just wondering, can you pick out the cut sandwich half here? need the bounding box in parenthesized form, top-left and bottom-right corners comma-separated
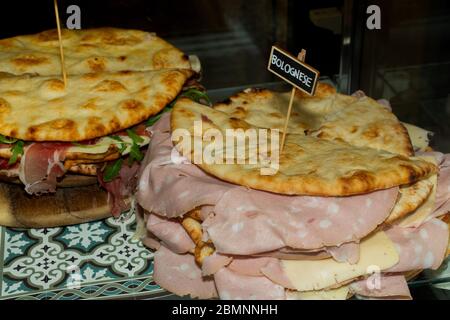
(0, 28, 206, 227)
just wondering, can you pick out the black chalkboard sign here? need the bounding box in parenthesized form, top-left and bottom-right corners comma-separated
(267, 46, 319, 96)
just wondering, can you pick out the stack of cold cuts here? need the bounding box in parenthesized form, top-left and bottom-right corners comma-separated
(137, 84, 450, 300)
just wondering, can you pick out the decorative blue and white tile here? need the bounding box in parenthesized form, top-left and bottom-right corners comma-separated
(0, 214, 167, 300)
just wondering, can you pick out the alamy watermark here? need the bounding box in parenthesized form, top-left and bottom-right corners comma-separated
(66, 264, 82, 289)
(171, 121, 280, 175)
(366, 5, 381, 30)
(66, 4, 81, 29)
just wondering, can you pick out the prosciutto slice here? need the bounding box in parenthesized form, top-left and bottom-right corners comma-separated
(19, 143, 70, 194)
(153, 245, 218, 299)
(0, 158, 10, 170)
(98, 161, 140, 217)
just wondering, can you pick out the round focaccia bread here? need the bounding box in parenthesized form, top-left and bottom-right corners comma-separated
(213, 83, 337, 135)
(171, 98, 437, 196)
(0, 182, 118, 228)
(0, 68, 193, 141)
(0, 28, 192, 76)
(214, 83, 413, 157)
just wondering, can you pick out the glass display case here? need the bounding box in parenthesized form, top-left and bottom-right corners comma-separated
(0, 0, 448, 300)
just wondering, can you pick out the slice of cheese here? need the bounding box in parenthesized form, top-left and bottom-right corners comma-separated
(286, 286, 349, 300)
(67, 135, 150, 154)
(402, 122, 431, 152)
(281, 231, 399, 291)
(0, 135, 150, 159)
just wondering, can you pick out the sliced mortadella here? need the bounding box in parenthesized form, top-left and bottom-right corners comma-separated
(202, 253, 233, 276)
(350, 275, 411, 300)
(214, 267, 285, 300)
(137, 114, 232, 218)
(147, 213, 194, 254)
(153, 245, 218, 299)
(386, 218, 449, 272)
(327, 242, 360, 264)
(206, 187, 398, 254)
(433, 154, 450, 218)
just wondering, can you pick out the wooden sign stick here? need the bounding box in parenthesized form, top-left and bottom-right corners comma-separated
(280, 49, 306, 153)
(54, 0, 67, 87)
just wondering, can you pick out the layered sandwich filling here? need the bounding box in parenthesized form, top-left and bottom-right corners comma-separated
(0, 86, 209, 216)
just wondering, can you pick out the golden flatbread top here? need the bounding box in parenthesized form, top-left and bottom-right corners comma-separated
(214, 83, 413, 157)
(0, 28, 191, 75)
(0, 69, 193, 141)
(171, 98, 437, 196)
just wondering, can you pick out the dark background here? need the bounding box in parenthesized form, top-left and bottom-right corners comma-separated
(0, 0, 343, 89)
(0, 0, 449, 149)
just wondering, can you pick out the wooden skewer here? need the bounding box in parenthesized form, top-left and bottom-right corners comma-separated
(54, 0, 67, 88)
(280, 49, 306, 153)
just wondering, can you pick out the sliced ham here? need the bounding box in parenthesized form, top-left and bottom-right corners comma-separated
(147, 213, 195, 254)
(138, 114, 449, 300)
(153, 245, 218, 299)
(202, 253, 233, 276)
(214, 267, 285, 300)
(386, 218, 449, 272)
(350, 275, 411, 300)
(227, 257, 277, 276)
(138, 114, 399, 255)
(19, 143, 70, 194)
(433, 153, 450, 218)
(260, 259, 295, 290)
(205, 187, 397, 254)
(414, 152, 450, 220)
(137, 113, 232, 218)
(327, 242, 360, 264)
(142, 235, 161, 251)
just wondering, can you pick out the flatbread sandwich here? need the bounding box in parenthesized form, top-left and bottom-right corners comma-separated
(136, 83, 450, 300)
(0, 28, 203, 227)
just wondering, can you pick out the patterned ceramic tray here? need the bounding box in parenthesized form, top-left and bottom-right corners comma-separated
(0, 215, 172, 300)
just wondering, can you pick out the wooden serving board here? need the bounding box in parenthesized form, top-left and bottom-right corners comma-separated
(0, 181, 112, 228)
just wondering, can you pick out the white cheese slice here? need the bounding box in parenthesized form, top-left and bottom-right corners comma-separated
(286, 286, 349, 300)
(281, 231, 399, 291)
(402, 122, 431, 151)
(0, 135, 150, 159)
(67, 135, 150, 155)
